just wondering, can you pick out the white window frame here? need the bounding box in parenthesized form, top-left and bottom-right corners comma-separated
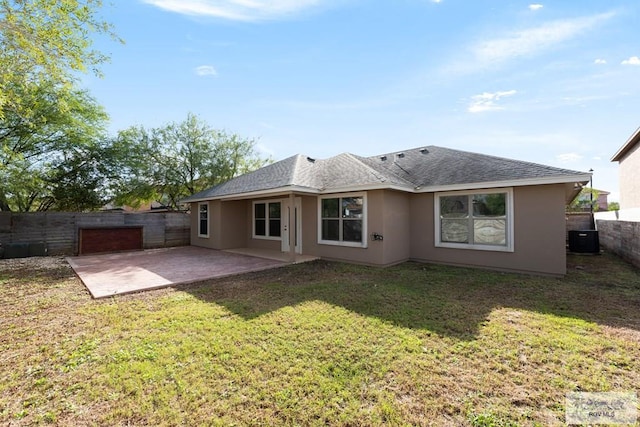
(434, 187, 514, 252)
(252, 200, 283, 241)
(198, 202, 209, 238)
(317, 192, 368, 248)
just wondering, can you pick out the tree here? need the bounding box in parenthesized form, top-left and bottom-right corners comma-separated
(43, 138, 118, 211)
(608, 202, 620, 211)
(0, 0, 120, 211)
(113, 114, 271, 210)
(0, 0, 120, 119)
(568, 188, 600, 212)
(0, 80, 110, 211)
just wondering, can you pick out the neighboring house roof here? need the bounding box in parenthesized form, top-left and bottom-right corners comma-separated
(612, 126, 640, 162)
(182, 146, 590, 203)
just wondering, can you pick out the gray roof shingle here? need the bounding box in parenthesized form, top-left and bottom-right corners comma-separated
(184, 154, 313, 201)
(182, 146, 588, 202)
(362, 146, 587, 188)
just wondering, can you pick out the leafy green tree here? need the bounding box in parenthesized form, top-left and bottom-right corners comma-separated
(0, 0, 120, 119)
(113, 113, 271, 210)
(568, 188, 600, 212)
(0, 80, 110, 211)
(43, 139, 118, 211)
(0, 157, 46, 211)
(608, 202, 620, 211)
(0, 0, 119, 211)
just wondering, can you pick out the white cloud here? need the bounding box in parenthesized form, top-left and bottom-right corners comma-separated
(556, 152, 583, 163)
(621, 56, 640, 66)
(142, 0, 326, 21)
(195, 65, 217, 76)
(529, 4, 543, 11)
(594, 58, 607, 65)
(468, 90, 517, 113)
(470, 12, 615, 69)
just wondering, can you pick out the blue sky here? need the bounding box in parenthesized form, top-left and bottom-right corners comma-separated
(86, 0, 640, 202)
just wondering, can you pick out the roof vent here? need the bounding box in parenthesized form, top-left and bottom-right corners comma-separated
(307, 156, 316, 163)
(396, 152, 405, 158)
(380, 155, 387, 161)
(419, 148, 429, 154)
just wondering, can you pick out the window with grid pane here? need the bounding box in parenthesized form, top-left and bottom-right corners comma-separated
(319, 194, 365, 247)
(253, 201, 281, 239)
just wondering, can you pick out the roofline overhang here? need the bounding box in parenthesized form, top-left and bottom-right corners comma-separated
(611, 126, 640, 162)
(182, 174, 591, 203)
(180, 185, 322, 203)
(414, 174, 592, 193)
(181, 183, 415, 203)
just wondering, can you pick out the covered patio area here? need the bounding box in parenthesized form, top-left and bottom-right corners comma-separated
(67, 246, 317, 299)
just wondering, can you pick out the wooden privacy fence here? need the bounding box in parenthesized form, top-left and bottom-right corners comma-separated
(566, 212, 593, 232)
(0, 211, 190, 257)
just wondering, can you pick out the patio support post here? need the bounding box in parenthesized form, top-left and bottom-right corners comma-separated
(288, 193, 296, 262)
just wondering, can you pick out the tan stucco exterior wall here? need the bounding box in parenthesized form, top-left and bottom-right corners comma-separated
(220, 200, 248, 248)
(300, 195, 318, 255)
(190, 185, 567, 275)
(190, 200, 248, 250)
(380, 190, 411, 265)
(618, 143, 640, 209)
(409, 184, 567, 276)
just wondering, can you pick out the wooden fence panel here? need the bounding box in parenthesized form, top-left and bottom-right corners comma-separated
(0, 211, 190, 257)
(165, 212, 191, 247)
(45, 213, 77, 255)
(125, 213, 165, 248)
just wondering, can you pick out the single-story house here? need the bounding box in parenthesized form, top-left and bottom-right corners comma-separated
(182, 146, 590, 276)
(612, 126, 640, 210)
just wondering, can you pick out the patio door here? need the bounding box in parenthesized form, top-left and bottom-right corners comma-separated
(282, 197, 302, 254)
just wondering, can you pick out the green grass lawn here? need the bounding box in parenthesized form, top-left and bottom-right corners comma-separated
(1, 253, 639, 426)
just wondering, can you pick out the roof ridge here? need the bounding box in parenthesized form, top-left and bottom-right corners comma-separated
(289, 154, 307, 186)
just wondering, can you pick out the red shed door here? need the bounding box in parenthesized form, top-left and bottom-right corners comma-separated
(79, 227, 143, 255)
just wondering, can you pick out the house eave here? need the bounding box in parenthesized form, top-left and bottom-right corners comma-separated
(319, 183, 413, 194)
(183, 174, 590, 204)
(183, 183, 415, 203)
(182, 185, 321, 203)
(611, 126, 640, 162)
(415, 174, 592, 193)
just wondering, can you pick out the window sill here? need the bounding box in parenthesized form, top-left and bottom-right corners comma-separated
(436, 242, 513, 252)
(252, 235, 282, 241)
(318, 240, 368, 249)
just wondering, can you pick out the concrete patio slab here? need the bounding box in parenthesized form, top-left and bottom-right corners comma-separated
(66, 246, 288, 299)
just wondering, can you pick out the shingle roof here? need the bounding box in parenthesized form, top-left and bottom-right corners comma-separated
(182, 146, 589, 202)
(361, 146, 587, 188)
(184, 154, 318, 201)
